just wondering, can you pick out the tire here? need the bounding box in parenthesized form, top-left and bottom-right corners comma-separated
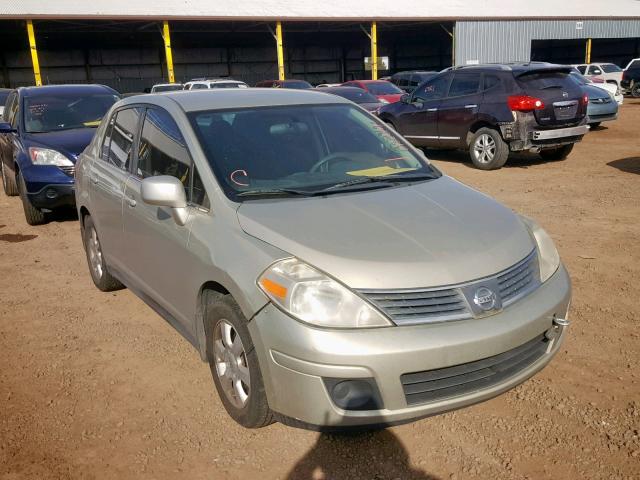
(1, 161, 18, 196)
(17, 171, 46, 225)
(632, 83, 640, 98)
(539, 144, 574, 161)
(468, 127, 509, 170)
(205, 293, 273, 429)
(82, 215, 124, 292)
(384, 120, 397, 131)
(590, 122, 601, 129)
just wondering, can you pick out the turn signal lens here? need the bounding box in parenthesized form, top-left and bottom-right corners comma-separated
(258, 258, 393, 328)
(508, 95, 545, 111)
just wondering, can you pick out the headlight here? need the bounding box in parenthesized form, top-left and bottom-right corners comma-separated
(29, 147, 73, 167)
(519, 216, 560, 282)
(258, 258, 393, 328)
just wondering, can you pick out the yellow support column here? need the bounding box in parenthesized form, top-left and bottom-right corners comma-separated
(162, 21, 175, 83)
(26, 20, 42, 86)
(276, 21, 285, 80)
(371, 22, 378, 80)
(585, 38, 592, 64)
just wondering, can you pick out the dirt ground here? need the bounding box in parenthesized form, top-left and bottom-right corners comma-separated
(1, 101, 639, 480)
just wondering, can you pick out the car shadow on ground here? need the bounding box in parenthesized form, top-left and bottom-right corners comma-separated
(425, 149, 559, 170)
(286, 429, 440, 480)
(607, 157, 640, 175)
(46, 207, 78, 223)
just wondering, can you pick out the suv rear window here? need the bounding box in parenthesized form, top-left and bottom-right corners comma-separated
(516, 71, 575, 89)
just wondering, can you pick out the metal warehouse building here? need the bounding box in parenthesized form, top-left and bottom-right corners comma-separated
(1, 0, 639, 92)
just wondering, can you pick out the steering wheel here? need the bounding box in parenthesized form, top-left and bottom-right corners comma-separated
(310, 153, 353, 173)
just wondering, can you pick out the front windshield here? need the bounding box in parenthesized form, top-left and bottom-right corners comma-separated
(330, 89, 379, 104)
(189, 104, 438, 199)
(601, 64, 622, 73)
(366, 82, 403, 95)
(24, 93, 118, 133)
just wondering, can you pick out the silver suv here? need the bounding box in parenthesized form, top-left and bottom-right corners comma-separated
(75, 89, 571, 430)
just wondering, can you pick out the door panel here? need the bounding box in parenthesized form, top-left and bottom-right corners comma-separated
(437, 72, 482, 148)
(89, 107, 143, 271)
(121, 107, 199, 333)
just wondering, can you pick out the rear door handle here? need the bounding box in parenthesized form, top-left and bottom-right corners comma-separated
(427, 108, 438, 112)
(464, 104, 478, 109)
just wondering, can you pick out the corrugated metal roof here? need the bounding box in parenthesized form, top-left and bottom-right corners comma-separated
(2, 0, 640, 20)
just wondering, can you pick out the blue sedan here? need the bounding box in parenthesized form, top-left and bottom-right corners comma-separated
(0, 84, 118, 224)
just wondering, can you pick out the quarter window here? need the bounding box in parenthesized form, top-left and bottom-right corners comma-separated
(102, 107, 143, 171)
(448, 73, 481, 97)
(483, 74, 502, 91)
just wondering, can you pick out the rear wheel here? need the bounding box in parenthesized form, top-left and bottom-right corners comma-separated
(539, 144, 574, 161)
(206, 294, 273, 429)
(17, 171, 46, 225)
(82, 216, 124, 291)
(632, 83, 640, 98)
(469, 128, 509, 170)
(1, 161, 18, 196)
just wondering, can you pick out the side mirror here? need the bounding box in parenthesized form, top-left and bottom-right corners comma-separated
(141, 175, 189, 226)
(0, 122, 16, 134)
(400, 93, 410, 104)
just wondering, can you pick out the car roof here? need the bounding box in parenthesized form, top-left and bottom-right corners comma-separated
(19, 84, 118, 97)
(450, 62, 572, 74)
(120, 88, 351, 112)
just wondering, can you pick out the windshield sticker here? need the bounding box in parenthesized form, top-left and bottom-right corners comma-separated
(346, 166, 417, 177)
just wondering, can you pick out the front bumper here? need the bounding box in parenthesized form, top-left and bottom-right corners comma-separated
(249, 265, 571, 428)
(27, 184, 75, 209)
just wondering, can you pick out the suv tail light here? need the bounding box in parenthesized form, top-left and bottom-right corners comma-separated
(508, 95, 545, 111)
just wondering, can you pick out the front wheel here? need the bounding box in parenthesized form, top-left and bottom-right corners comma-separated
(206, 294, 273, 429)
(1, 161, 18, 196)
(468, 128, 509, 170)
(539, 144, 574, 161)
(17, 171, 46, 225)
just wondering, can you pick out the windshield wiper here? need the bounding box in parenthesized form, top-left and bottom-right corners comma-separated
(318, 176, 395, 192)
(236, 188, 313, 198)
(317, 172, 438, 194)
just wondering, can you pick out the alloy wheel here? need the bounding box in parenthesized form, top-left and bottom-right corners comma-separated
(473, 134, 496, 164)
(87, 227, 104, 279)
(213, 319, 251, 408)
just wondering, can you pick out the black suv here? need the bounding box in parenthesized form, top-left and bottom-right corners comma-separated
(378, 63, 589, 170)
(621, 59, 640, 97)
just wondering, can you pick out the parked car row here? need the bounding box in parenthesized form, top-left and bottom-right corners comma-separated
(0, 83, 572, 431)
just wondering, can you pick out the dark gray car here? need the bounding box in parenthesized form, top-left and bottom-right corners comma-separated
(75, 88, 571, 430)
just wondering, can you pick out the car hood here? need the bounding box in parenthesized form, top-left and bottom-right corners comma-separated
(25, 128, 97, 162)
(237, 176, 535, 289)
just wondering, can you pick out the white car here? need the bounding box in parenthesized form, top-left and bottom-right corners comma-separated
(184, 79, 249, 90)
(572, 63, 624, 87)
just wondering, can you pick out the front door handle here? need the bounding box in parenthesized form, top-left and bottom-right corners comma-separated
(464, 104, 478, 109)
(90, 177, 99, 185)
(126, 196, 137, 208)
(427, 108, 438, 112)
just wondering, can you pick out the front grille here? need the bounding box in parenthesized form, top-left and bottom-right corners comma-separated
(358, 250, 540, 326)
(590, 98, 612, 104)
(401, 334, 548, 406)
(59, 165, 75, 177)
(497, 252, 537, 306)
(361, 288, 469, 325)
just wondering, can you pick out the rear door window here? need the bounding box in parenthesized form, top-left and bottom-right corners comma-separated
(448, 73, 481, 97)
(587, 65, 603, 75)
(102, 107, 143, 171)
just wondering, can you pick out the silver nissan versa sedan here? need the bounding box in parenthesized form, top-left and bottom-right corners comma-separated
(75, 89, 571, 430)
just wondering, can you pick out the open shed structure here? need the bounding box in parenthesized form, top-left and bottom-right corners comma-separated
(1, 0, 639, 92)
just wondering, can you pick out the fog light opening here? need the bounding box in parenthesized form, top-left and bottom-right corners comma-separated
(323, 378, 384, 411)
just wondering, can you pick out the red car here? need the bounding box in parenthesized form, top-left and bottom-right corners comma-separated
(341, 80, 404, 103)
